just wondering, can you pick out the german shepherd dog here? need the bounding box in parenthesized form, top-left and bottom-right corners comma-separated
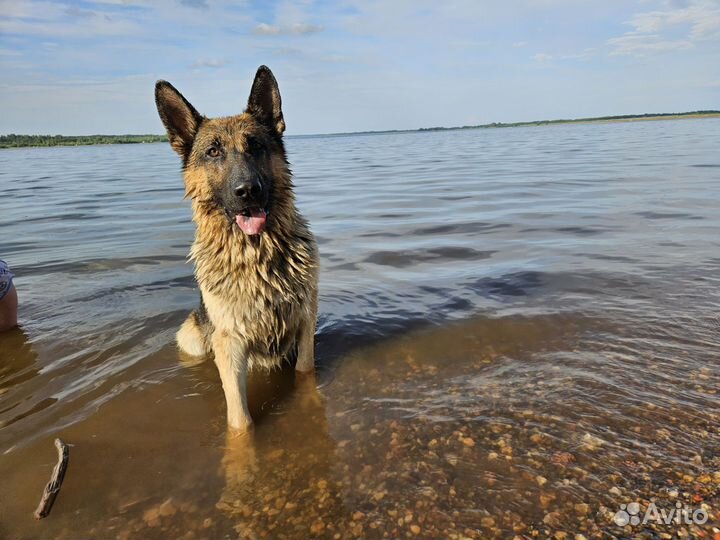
(155, 66, 319, 431)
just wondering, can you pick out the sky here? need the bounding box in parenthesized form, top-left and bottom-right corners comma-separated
(1, 0, 719, 135)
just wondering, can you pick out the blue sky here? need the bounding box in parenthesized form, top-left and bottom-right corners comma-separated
(1, 0, 718, 135)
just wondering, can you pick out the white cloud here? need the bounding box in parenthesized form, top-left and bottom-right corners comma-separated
(558, 47, 596, 60)
(253, 22, 324, 35)
(609, 0, 720, 56)
(190, 58, 227, 69)
(178, 0, 208, 7)
(91, 0, 151, 5)
(0, 0, 253, 39)
(0, 17, 139, 37)
(608, 33, 693, 56)
(513, 41, 527, 47)
(533, 53, 553, 63)
(293, 22, 324, 34)
(0, 0, 58, 18)
(0, 0, 140, 37)
(630, 1, 720, 40)
(254, 22, 281, 35)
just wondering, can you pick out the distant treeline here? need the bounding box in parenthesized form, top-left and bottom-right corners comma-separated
(3, 111, 720, 147)
(417, 110, 720, 132)
(0, 134, 168, 148)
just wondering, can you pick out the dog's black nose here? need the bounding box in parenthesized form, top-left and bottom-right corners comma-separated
(234, 179, 263, 200)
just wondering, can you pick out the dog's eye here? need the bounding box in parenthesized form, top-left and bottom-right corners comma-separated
(245, 136, 261, 154)
(206, 146, 221, 158)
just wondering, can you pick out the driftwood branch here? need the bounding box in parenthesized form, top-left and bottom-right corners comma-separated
(34, 438, 70, 519)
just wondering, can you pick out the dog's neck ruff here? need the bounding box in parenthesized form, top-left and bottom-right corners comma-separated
(189, 197, 316, 301)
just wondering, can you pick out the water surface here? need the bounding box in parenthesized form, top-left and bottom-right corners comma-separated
(1, 119, 719, 538)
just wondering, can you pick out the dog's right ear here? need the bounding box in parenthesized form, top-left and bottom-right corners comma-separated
(155, 81, 203, 159)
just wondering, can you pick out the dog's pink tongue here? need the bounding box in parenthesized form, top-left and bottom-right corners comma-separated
(235, 209, 267, 235)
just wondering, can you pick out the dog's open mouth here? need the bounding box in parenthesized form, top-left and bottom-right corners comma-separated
(235, 207, 268, 235)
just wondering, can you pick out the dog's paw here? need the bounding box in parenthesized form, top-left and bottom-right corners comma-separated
(217, 431, 259, 511)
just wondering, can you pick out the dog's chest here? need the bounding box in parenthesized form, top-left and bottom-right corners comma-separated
(205, 283, 301, 329)
(199, 257, 309, 357)
(191, 219, 317, 363)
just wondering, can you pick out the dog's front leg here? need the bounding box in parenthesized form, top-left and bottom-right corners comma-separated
(296, 319, 315, 373)
(212, 330, 252, 431)
(296, 288, 318, 373)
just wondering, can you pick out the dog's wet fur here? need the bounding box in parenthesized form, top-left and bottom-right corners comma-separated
(155, 66, 319, 430)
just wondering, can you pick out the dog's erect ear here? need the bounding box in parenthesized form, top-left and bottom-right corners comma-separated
(246, 66, 285, 137)
(155, 80, 203, 158)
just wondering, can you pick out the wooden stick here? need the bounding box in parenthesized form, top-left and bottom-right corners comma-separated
(34, 438, 70, 519)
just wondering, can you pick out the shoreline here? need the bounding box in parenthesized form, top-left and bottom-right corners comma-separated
(322, 111, 720, 138)
(2, 111, 718, 148)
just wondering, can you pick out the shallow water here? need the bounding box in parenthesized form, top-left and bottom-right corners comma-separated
(1, 119, 719, 539)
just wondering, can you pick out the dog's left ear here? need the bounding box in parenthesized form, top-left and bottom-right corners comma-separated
(246, 66, 285, 137)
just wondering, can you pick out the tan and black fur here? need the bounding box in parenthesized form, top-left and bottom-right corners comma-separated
(155, 66, 318, 431)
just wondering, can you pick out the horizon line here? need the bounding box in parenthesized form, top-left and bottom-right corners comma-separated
(2, 110, 719, 141)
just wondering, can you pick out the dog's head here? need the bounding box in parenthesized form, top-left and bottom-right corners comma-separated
(155, 66, 290, 236)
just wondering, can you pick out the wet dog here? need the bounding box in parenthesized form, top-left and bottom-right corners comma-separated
(155, 66, 319, 431)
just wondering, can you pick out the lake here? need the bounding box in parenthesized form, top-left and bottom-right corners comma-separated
(1, 119, 719, 538)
